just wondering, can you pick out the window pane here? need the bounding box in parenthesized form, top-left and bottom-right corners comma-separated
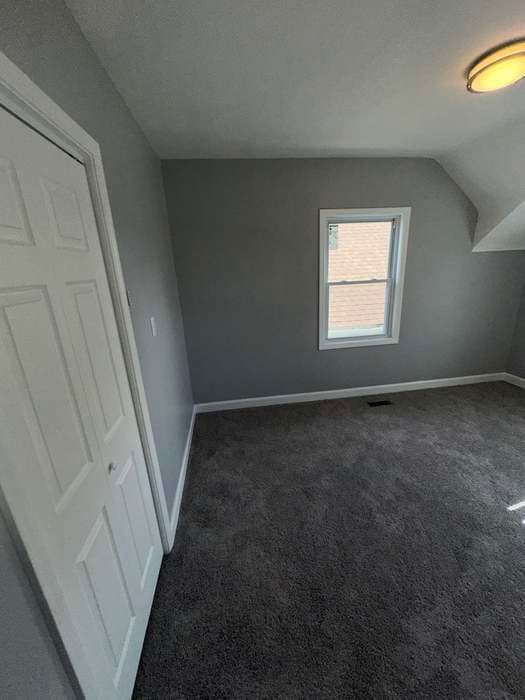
(328, 282, 387, 337)
(328, 220, 392, 283)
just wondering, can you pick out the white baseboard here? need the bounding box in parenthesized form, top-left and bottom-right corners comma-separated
(503, 372, 525, 389)
(168, 407, 196, 551)
(195, 372, 507, 413)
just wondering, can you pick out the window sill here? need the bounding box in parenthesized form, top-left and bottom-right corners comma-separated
(319, 335, 399, 350)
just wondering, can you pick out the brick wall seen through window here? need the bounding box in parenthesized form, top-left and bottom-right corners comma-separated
(327, 221, 391, 332)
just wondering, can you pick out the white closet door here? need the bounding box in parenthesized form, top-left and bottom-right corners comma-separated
(0, 106, 163, 699)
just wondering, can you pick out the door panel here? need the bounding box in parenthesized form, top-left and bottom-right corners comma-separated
(0, 286, 97, 508)
(117, 454, 156, 588)
(0, 106, 163, 699)
(67, 280, 125, 438)
(77, 510, 136, 668)
(0, 156, 34, 245)
(42, 177, 89, 251)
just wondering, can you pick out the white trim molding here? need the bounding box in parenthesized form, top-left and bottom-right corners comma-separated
(196, 372, 507, 413)
(0, 51, 171, 548)
(168, 408, 197, 549)
(503, 372, 525, 389)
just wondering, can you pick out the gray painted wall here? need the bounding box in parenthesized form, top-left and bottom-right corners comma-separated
(163, 158, 525, 403)
(0, 0, 193, 695)
(0, 513, 75, 698)
(507, 283, 525, 377)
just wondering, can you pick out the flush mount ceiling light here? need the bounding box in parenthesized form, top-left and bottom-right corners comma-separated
(467, 39, 525, 93)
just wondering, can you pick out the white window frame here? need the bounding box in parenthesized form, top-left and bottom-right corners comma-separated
(319, 207, 411, 350)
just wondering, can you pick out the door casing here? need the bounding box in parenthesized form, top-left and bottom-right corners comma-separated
(0, 50, 172, 696)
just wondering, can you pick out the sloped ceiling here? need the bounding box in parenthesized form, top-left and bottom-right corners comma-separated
(441, 115, 525, 251)
(65, 0, 525, 251)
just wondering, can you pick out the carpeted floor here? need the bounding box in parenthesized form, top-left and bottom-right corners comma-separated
(134, 382, 525, 699)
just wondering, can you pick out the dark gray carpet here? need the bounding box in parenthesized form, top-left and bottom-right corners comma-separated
(134, 382, 525, 699)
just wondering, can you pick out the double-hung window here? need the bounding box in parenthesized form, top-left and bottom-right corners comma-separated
(319, 207, 410, 350)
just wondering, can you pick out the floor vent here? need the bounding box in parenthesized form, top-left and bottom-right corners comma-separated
(367, 399, 392, 407)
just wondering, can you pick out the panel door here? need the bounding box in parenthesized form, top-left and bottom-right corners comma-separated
(0, 106, 163, 699)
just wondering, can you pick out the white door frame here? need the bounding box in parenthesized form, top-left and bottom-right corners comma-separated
(0, 50, 172, 558)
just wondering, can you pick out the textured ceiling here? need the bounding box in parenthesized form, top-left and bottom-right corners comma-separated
(65, 0, 525, 159)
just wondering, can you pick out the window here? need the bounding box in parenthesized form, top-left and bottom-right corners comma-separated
(319, 207, 410, 350)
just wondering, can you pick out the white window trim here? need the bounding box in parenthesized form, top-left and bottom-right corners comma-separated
(319, 207, 411, 350)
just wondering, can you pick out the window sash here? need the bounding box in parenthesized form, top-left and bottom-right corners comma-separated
(327, 278, 390, 286)
(323, 218, 397, 340)
(326, 279, 392, 338)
